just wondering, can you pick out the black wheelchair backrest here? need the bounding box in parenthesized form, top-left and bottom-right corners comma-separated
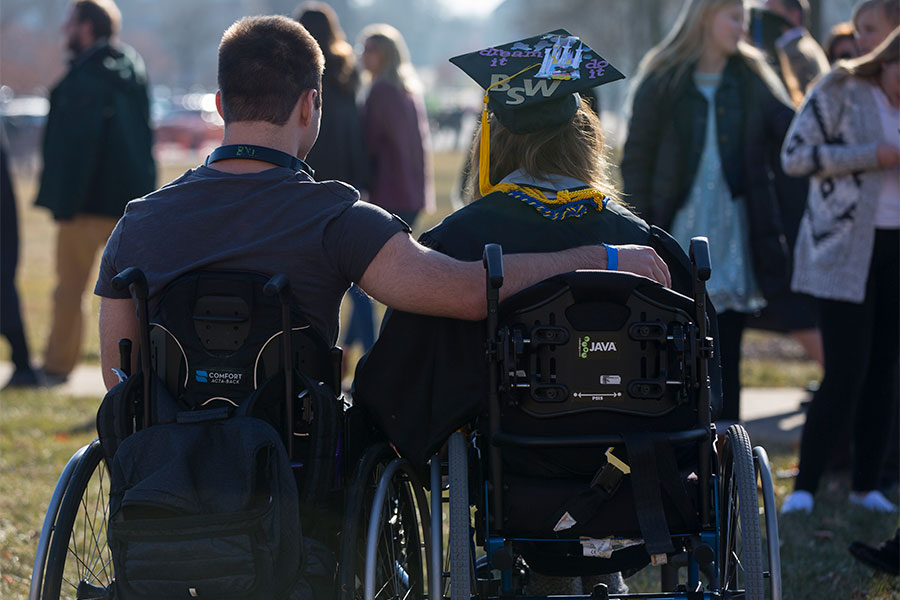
(497, 270, 705, 425)
(149, 271, 336, 410)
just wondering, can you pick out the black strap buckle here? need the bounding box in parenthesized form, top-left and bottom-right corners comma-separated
(590, 446, 631, 496)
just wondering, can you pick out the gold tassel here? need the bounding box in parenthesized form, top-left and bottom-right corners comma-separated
(477, 62, 542, 197)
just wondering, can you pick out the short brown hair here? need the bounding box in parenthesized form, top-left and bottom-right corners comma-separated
(72, 0, 121, 39)
(465, 98, 619, 203)
(217, 16, 324, 125)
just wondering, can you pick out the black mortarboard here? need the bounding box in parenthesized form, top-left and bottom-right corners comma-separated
(450, 30, 624, 195)
(450, 29, 624, 135)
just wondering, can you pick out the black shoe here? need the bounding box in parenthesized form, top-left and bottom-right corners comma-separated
(35, 368, 69, 387)
(2, 368, 42, 390)
(849, 531, 900, 576)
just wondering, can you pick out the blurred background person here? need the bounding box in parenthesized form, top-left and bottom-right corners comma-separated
(780, 29, 899, 515)
(295, 2, 372, 375)
(296, 2, 367, 190)
(853, 0, 900, 55)
(745, 1, 827, 381)
(621, 0, 794, 423)
(35, 0, 155, 384)
(1, 125, 39, 389)
(825, 21, 861, 63)
(764, 0, 830, 106)
(347, 23, 434, 359)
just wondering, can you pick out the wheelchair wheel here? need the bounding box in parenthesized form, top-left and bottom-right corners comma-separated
(41, 439, 113, 600)
(339, 442, 425, 600)
(754, 446, 782, 600)
(447, 432, 472, 600)
(719, 424, 764, 600)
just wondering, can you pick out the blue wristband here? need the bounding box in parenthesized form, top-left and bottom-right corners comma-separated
(603, 243, 618, 271)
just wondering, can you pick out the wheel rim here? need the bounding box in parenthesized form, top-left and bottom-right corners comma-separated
(44, 441, 113, 600)
(62, 459, 112, 598)
(722, 456, 744, 591)
(370, 477, 421, 599)
(343, 447, 424, 600)
(719, 425, 764, 600)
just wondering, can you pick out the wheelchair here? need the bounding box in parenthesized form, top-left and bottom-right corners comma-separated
(357, 238, 781, 600)
(29, 268, 426, 600)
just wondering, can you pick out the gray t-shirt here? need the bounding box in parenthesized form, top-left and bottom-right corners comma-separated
(95, 165, 406, 345)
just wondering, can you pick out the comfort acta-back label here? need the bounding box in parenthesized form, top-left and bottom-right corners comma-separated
(194, 368, 246, 385)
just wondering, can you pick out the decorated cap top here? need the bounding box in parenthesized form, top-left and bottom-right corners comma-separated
(449, 29, 625, 134)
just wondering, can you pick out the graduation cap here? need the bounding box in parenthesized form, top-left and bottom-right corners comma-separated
(450, 29, 625, 195)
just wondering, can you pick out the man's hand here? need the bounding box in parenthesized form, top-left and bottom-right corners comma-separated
(611, 244, 672, 288)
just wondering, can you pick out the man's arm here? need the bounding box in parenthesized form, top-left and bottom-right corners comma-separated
(99, 297, 140, 391)
(359, 232, 670, 321)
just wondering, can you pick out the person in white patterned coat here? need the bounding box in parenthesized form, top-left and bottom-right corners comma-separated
(780, 29, 900, 514)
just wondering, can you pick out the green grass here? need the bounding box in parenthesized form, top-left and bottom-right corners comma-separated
(619, 443, 899, 598)
(3, 384, 896, 598)
(0, 388, 103, 597)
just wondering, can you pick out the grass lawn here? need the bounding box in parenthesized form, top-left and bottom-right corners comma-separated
(2, 387, 897, 598)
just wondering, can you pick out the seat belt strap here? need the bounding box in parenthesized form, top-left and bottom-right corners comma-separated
(654, 438, 697, 527)
(623, 432, 675, 560)
(549, 447, 629, 533)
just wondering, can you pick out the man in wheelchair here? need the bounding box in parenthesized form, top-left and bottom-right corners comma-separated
(354, 31, 733, 597)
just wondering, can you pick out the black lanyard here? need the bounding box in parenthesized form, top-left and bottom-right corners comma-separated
(205, 144, 315, 178)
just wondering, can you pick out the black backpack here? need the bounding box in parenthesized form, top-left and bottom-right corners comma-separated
(106, 403, 302, 599)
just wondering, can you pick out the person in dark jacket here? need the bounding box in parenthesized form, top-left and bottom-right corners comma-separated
(36, 0, 155, 382)
(295, 2, 374, 368)
(355, 31, 692, 595)
(1, 127, 39, 388)
(295, 3, 367, 190)
(621, 0, 793, 422)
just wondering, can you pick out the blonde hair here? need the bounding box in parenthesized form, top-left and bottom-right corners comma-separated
(359, 24, 421, 94)
(464, 99, 619, 204)
(630, 0, 790, 106)
(834, 25, 899, 83)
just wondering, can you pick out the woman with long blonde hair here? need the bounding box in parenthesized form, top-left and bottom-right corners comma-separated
(622, 0, 795, 423)
(780, 29, 900, 514)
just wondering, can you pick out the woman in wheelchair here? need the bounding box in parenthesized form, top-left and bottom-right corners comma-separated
(354, 31, 726, 596)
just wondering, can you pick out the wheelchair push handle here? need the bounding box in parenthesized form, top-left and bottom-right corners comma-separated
(264, 273, 297, 458)
(112, 266, 149, 299)
(118, 339, 132, 378)
(689, 237, 711, 282)
(263, 273, 291, 300)
(112, 267, 152, 429)
(482, 243, 504, 290)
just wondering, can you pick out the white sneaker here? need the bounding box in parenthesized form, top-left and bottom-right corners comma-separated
(781, 490, 814, 514)
(849, 490, 899, 513)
